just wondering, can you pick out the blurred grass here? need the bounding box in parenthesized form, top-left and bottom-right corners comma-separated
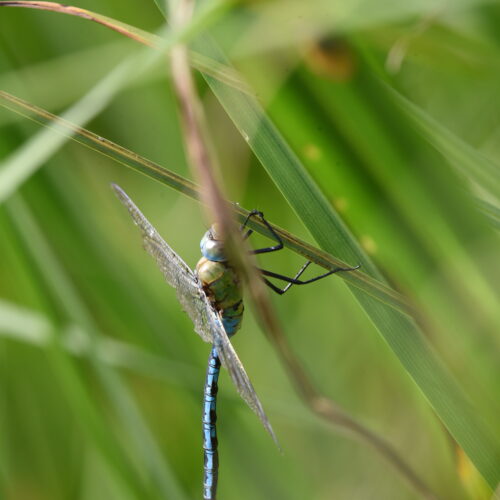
(1, 1, 500, 499)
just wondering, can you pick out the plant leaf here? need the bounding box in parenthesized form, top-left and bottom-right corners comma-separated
(192, 37, 500, 489)
(0, 90, 411, 316)
(0, 0, 227, 203)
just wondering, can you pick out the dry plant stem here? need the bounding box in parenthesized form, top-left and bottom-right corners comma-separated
(0, 1, 155, 47)
(169, 1, 266, 318)
(170, 44, 229, 225)
(169, 0, 231, 233)
(270, 326, 439, 500)
(0, 2, 256, 95)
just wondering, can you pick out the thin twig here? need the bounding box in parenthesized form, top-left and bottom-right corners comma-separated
(169, 0, 235, 241)
(266, 317, 439, 500)
(0, 1, 156, 47)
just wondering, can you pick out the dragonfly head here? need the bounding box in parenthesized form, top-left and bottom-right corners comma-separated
(200, 223, 227, 262)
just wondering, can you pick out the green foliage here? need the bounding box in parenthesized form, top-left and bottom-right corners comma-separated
(1, 1, 499, 499)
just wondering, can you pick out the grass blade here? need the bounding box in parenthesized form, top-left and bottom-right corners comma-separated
(193, 37, 500, 489)
(0, 1, 227, 203)
(0, 1, 162, 47)
(5, 195, 189, 499)
(385, 83, 500, 200)
(0, 90, 411, 315)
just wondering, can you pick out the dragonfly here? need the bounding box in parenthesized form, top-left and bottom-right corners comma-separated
(112, 184, 359, 500)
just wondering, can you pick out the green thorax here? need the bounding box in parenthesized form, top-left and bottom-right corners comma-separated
(196, 257, 244, 336)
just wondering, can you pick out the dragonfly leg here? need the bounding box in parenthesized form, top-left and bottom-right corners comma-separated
(262, 260, 311, 295)
(241, 209, 360, 294)
(260, 262, 360, 295)
(240, 210, 283, 254)
(240, 209, 261, 239)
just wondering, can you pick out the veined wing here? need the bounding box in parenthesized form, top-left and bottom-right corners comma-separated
(208, 306, 279, 446)
(113, 184, 277, 443)
(147, 236, 278, 444)
(112, 183, 211, 343)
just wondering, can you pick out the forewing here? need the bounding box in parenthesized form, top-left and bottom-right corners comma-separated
(112, 184, 212, 343)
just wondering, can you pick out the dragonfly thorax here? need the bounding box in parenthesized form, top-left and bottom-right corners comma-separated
(196, 225, 244, 336)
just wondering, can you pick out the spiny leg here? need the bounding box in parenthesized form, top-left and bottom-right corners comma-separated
(241, 210, 360, 293)
(240, 209, 260, 240)
(240, 210, 283, 254)
(262, 260, 311, 295)
(261, 263, 360, 295)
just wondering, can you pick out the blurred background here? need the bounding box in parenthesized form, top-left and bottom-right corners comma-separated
(1, 1, 500, 499)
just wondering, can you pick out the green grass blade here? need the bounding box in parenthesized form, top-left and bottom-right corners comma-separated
(0, 1, 227, 204)
(0, 298, 52, 345)
(2, 202, 149, 499)
(385, 83, 500, 200)
(0, 41, 133, 128)
(0, 45, 164, 203)
(475, 199, 500, 230)
(0, 90, 411, 316)
(5, 195, 189, 500)
(0, 299, 201, 388)
(193, 37, 500, 489)
(227, 0, 493, 57)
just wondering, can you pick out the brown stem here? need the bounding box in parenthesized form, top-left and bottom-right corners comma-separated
(169, 0, 234, 236)
(264, 316, 440, 500)
(0, 1, 156, 47)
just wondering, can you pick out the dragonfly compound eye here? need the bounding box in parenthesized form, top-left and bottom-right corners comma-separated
(200, 227, 227, 262)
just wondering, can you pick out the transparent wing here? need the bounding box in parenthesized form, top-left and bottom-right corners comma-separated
(113, 184, 277, 443)
(113, 183, 212, 343)
(208, 307, 279, 446)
